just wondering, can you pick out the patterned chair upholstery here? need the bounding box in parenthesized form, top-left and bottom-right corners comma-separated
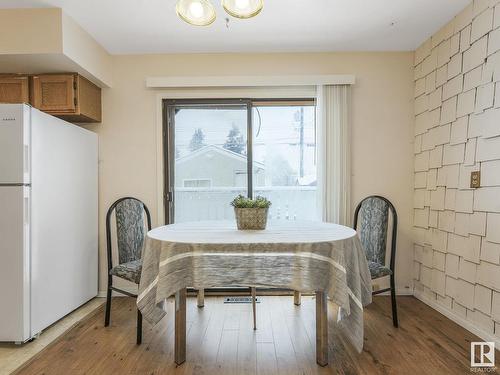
(109, 199, 147, 284)
(354, 195, 398, 327)
(367, 261, 392, 279)
(357, 196, 391, 279)
(105, 197, 151, 345)
(109, 259, 142, 284)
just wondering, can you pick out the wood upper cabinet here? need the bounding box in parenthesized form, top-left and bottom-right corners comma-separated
(31, 73, 102, 123)
(32, 74, 76, 113)
(0, 75, 30, 104)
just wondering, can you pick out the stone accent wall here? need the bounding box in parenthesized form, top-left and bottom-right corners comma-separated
(413, 0, 500, 340)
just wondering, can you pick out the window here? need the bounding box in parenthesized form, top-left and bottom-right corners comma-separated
(252, 102, 317, 221)
(164, 99, 316, 223)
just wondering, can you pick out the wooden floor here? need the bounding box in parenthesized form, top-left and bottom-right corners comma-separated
(16, 296, 499, 375)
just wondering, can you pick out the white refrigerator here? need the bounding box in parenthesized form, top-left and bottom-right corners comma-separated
(0, 104, 98, 343)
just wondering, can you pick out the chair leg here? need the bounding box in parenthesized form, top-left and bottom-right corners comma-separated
(104, 280, 112, 327)
(390, 274, 398, 328)
(197, 288, 205, 308)
(137, 308, 143, 345)
(251, 287, 257, 330)
(294, 291, 301, 306)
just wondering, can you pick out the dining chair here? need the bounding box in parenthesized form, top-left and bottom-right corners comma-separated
(104, 197, 152, 344)
(353, 195, 398, 327)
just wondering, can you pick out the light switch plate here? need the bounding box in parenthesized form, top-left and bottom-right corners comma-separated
(470, 171, 481, 188)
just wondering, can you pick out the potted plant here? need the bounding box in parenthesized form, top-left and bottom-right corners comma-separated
(230, 195, 272, 230)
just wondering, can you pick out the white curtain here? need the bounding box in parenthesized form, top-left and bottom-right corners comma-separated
(316, 85, 352, 225)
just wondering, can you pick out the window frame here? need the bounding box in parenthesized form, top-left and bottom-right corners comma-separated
(163, 97, 316, 224)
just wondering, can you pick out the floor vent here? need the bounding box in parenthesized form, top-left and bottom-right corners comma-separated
(223, 296, 260, 304)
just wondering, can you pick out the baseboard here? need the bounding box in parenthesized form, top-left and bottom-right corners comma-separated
(373, 287, 414, 296)
(414, 290, 500, 348)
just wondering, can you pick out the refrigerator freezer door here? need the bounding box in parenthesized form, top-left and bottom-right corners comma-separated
(0, 104, 30, 184)
(0, 186, 31, 342)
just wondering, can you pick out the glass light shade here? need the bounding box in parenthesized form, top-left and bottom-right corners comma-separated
(222, 0, 263, 19)
(176, 0, 216, 26)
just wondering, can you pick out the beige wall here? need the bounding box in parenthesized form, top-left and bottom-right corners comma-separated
(61, 13, 113, 87)
(0, 8, 62, 54)
(85, 52, 415, 294)
(0, 8, 112, 87)
(413, 0, 500, 343)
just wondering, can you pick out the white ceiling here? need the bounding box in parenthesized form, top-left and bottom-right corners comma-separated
(0, 0, 471, 54)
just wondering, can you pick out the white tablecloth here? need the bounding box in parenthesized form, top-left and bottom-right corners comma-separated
(137, 220, 372, 352)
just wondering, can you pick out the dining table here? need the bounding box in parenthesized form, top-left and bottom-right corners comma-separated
(137, 220, 372, 367)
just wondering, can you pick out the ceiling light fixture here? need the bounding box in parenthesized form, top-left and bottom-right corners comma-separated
(176, 0, 263, 26)
(222, 0, 263, 19)
(176, 0, 216, 26)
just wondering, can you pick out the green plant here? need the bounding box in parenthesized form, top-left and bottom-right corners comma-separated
(230, 195, 272, 209)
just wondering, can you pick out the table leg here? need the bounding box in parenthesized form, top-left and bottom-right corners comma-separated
(197, 288, 205, 308)
(316, 291, 328, 367)
(175, 288, 187, 365)
(251, 287, 257, 330)
(294, 291, 301, 306)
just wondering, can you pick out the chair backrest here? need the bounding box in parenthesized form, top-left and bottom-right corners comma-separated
(106, 197, 152, 270)
(353, 195, 397, 270)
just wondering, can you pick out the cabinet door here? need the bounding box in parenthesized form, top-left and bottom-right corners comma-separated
(32, 75, 76, 113)
(0, 76, 29, 104)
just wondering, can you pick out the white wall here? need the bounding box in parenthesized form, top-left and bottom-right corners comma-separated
(413, 0, 500, 344)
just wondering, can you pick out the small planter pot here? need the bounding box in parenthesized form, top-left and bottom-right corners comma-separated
(234, 207, 269, 230)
